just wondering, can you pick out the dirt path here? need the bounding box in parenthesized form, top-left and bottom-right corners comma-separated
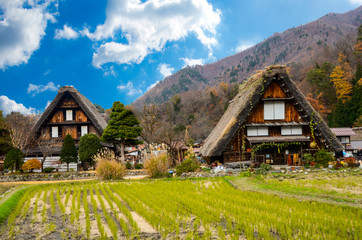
(0, 185, 27, 206)
(228, 177, 362, 209)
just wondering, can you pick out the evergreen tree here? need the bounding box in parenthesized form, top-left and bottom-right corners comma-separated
(79, 134, 101, 169)
(60, 134, 78, 171)
(0, 110, 12, 156)
(4, 147, 23, 172)
(306, 62, 336, 107)
(101, 101, 142, 163)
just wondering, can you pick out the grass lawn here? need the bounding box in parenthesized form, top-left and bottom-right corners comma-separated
(229, 169, 362, 207)
(0, 174, 361, 239)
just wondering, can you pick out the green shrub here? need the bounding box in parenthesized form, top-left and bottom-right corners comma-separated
(176, 149, 200, 176)
(43, 167, 55, 173)
(239, 170, 251, 177)
(78, 134, 101, 166)
(314, 149, 334, 168)
(126, 161, 132, 169)
(256, 163, 271, 174)
(144, 152, 169, 178)
(135, 163, 143, 169)
(303, 153, 315, 165)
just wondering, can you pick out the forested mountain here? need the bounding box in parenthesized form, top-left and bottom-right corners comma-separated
(133, 6, 361, 108)
(133, 6, 362, 144)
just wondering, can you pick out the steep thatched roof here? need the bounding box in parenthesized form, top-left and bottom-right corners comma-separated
(32, 86, 107, 137)
(200, 65, 343, 157)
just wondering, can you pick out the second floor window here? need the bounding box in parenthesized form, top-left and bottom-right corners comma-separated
(66, 110, 73, 121)
(264, 101, 285, 120)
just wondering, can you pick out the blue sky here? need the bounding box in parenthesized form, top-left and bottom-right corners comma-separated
(0, 0, 361, 115)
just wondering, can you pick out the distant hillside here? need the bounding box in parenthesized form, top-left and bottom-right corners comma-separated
(133, 6, 362, 109)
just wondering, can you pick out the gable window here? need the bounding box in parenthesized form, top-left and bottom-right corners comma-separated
(66, 110, 73, 121)
(264, 101, 285, 120)
(281, 126, 302, 135)
(81, 126, 88, 136)
(51, 127, 58, 138)
(247, 127, 269, 136)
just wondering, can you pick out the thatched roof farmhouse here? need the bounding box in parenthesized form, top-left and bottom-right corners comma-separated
(200, 65, 343, 165)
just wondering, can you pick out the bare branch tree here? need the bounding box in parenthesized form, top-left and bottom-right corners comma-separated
(137, 104, 162, 145)
(155, 122, 184, 166)
(37, 138, 63, 171)
(5, 112, 37, 154)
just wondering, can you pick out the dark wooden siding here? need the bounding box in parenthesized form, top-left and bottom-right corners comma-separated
(50, 111, 64, 123)
(262, 81, 287, 98)
(76, 110, 88, 122)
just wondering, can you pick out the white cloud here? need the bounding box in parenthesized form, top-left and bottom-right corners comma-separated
(43, 69, 51, 76)
(0, 0, 57, 69)
(180, 57, 204, 67)
(235, 40, 256, 53)
(103, 65, 117, 77)
(87, 0, 220, 68)
(349, 0, 362, 4)
(0, 95, 36, 115)
(27, 82, 59, 96)
(158, 63, 174, 78)
(54, 24, 79, 40)
(117, 81, 142, 96)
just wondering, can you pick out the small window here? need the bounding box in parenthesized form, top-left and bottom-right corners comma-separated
(281, 126, 302, 135)
(52, 127, 58, 138)
(81, 126, 88, 136)
(66, 110, 73, 121)
(338, 137, 349, 144)
(264, 101, 285, 120)
(247, 127, 268, 136)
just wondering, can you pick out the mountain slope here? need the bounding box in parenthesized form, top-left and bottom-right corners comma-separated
(133, 6, 362, 109)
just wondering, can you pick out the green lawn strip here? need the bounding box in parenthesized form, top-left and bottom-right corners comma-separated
(257, 177, 360, 203)
(0, 188, 27, 223)
(229, 175, 361, 205)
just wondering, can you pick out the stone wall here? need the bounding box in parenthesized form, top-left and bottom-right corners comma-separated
(0, 171, 96, 182)
(0, 169, 148, 182)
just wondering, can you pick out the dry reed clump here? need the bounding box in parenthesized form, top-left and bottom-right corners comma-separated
(144, 151, 170, 178)
(94, 150, 125, 180)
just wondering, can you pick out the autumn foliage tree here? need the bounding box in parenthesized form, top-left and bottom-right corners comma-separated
(22, 159, 41, 172)
(306, 93, 331, 118)
(330, 53, 353, 102)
